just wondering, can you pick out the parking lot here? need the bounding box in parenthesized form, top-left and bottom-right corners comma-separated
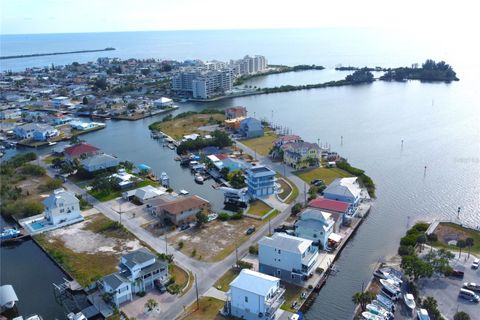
(417, 252, 480, 319)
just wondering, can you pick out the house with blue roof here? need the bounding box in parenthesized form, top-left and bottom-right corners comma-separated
(239, 117, 263, 138)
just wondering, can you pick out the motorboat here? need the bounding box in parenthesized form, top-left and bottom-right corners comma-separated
(179, 189, 189, 195)
(380, 279, 401, 293)
(463, 282, 480, 292)
(0, 285, 18, 309)
(1, 227, 21, 240)
(366, 304, 393, 319)
(403, 293, 416, 310)
(361, 311, 384, 320)
(375, 295, 395, 312)
(194, 173, 204, 184)
(416, 308, 431, 320)
(67, 312, 87, 320)
(374, 268, 402, 285)
(48, 141, 57, 146)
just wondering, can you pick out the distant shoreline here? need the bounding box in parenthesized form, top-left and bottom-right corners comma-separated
(0, 47, 115, 60)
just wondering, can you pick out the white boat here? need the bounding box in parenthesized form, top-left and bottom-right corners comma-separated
(403, 293, 416, 310)
(416, 308, 431, 320)
(366, 303, 392, 319)
(179, 189, 189, 195)
(24, 316, 43, 320)
(194, 173, 204, 183)
(362, 311, 384, 320)
(380, 279, 401, 293)
(48, 141, 57, 146)
(67, 312, 87, 320)
(0, 285, 18, 309)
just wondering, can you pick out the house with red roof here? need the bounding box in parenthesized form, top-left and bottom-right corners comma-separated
(64, 142, 100, 162)
(308, 197, 353, 229)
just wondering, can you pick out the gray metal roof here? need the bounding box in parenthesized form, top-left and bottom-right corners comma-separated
(259, 232, 312, 254)
(122, 248, 156, 269)
(101, 273, 129, 290)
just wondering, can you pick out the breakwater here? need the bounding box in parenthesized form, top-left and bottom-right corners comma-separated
(1, 47, 115, 60)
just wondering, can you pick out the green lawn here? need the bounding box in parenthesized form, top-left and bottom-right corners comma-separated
(150, 113, 225, 140)
(213, 269, 240, 292)
(88, 179, 159, 202)
(277, 178, 292, 200)
(281, 282, 305, 312)
(247, 200, 273, 217)
(432, 222, 480, 255)
(294, 167, 352, 186)
(183, 297, 226, 320)
(241, 130, 277, 156)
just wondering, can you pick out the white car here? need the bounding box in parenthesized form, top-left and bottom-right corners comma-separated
(289, 315, 300, 320)
(472, 258, 480, 269)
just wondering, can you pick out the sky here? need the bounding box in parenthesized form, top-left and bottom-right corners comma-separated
(1, 0, 480, 35)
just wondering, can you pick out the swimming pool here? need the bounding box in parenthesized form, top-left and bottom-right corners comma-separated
(29, 220, 46, 231)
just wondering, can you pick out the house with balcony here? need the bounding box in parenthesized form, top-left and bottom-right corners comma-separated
(80, 153, 120, 172)
(259, 232, 319, 284)
(239, 117, 263, 138)
(246, 165, 276, 199)
(294, 208, 340, 249)
(13, 123, 59, 141)
(224, 269, 285, 320)
(64, 142, 100, 162)
(43, 188, 82, 226)
(99, 248, 169, 306)
(281, 141, 321, 169)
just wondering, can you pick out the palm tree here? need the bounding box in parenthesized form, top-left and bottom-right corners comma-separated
(457, 239, 466, 258)
(145, 298, 158, 311)
(466, 238, 474, 258)
(352, 291, 375, 311)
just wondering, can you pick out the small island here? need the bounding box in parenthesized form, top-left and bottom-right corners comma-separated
(380, 59, 459, 82)
(234, 64, 325, 85)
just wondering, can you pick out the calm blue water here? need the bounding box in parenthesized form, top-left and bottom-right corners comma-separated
(1, 29, 480, 320)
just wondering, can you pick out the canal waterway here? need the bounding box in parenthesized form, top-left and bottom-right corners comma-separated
(1, 28, 479, 319)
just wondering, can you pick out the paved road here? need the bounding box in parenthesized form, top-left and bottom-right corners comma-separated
(38, 146, 306, 319)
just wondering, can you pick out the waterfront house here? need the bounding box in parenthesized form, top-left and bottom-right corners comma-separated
(70, 121, 105, 131)
(13, 123, 59, 141)
(99, 248, 169, 306)
(308, 197, 353, 218)
(281, 141, 321, 169)
(273, 135, 302, 148)
(122, 185, 165, 204)
(323, 177, 361, 206)
(153, 97, 173, 108)
(80, 153, 120, 172)
(294, 208, 339, 249)
(239, 117, 263, 138)
(225, 106, 247, 119)
(44, 188, 82, 225)
(224, 269, 285, 320)
(52, 96, 70, 108)
(64, 142, 100, 162)
(259, 232, 319, 283)
(246, 165, 277, 199)
(150, 195, 210, 226)
(110, 169, 137, 189)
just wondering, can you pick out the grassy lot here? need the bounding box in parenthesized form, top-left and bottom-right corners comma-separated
(281, 282, 305, 312)
(183, 297, 226, 320)
(168, 214, 276, 262)
(294, 167, 352, 186)
(241, 129, 277, 156)
(170, 264, 190, 293)
(34, 214, 138, 286)
(277, 177, 292, 201)
(214, 269, 240, 292)
(432, 222, 480, 255)
(246, 200, 273, 217)
(88, 179, 159, 202)
(150, 113, 225, 140)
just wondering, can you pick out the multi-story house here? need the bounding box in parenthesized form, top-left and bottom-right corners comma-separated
(224, 269, 285, 320)
(150, 195, 210, 226)
(13, 123, 59, 141)
(281, 141, 321, 169)
(80, 153, 119, 172)
(239, 117, 263, 138)
(245, 166, 276, 199)
(99, 248, 169, 306)
(225, 106, 247, 119)
(259, 233, 319, 283)
(294, 208, 336, 249)
(63, 142, 100, 162)
(323, 177, 362, 206)
(43, 188, 82, 225)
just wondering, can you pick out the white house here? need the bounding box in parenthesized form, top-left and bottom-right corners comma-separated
(153, 97, 173, 108)
(0, 109, 22, 120)
(122, 185, 165, 204)
(100, 248, 169, 306)
(259, 233, 319, 284)
(43, 188, 82, 225)
(52, 96, 70, 108)
(224, 269, 285, 320)
(323, 177, 361, 205)
(80, 153, 119, 172)
(294, 208, 335, 249)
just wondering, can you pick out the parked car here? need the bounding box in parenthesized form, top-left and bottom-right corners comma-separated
(472, 258, 480, 269)
(459, 288, 480, 302)
(463, 282, 480, 292)
(246, 226, 256, 235)
(310, 179, 324, 186)
(154, 279, 167, 293)
(451, 269, 465, 278)
(180, 224, 190, 231)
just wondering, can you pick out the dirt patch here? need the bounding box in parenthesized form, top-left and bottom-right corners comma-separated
(434, 224, 467, 243)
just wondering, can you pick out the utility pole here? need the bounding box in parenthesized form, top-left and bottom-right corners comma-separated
(165, 232, 168, 254)
(235, 243, 239, 267)
(268, 218, 271, 236)
(195, 275, 199, 310)
(119, 201, 122, 224)
(304, 182, 307, 205)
